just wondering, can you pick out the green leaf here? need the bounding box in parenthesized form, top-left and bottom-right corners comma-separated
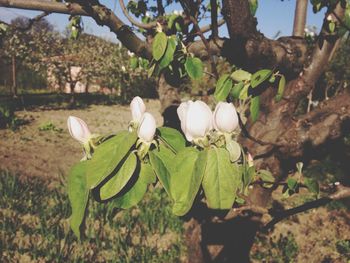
(167, 14, 178, 29)
(130, 57, 138, 69)
(158, 127, 186, 153)
(171, 148, 206, 216)
(152, 32, 168, 61)
(99, 153, 137, 200)
(112, 162, 154, 209)
(304, 177, 319, 196)
(344, 5, 350, 29)
(231, 69, 252, 82)
(287, 178, 298, 191)
(258, 169, 275, 188)
(148, 63, 156, 78)
(68, 161, 89, 240)
(202, 148, 241, 209)
(239, 83, 250, 100)
(235, 197, 245, 204)
(329, 21, 335, 33)
(214, 74, 233, 101)
(225, 140, 241, 162)
(87, 131, 137, 189)
(149, 145, 175, 196)
(249, 0, 258, 16)
(244, 166, 255, 188)
(231, 82, 244, 99)
(159, 36, 177, 70)
(276, 75, 286, 102)
(250, 69, 273, 88)
(250, 96, 260, 122)
(185, 57, 203, 80)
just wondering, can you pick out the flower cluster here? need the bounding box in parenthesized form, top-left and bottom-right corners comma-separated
(130, 96, 157, 143)
(177, 100, 239, 142)
(177, 100, 241, 161)
(67, 97, 240, 161)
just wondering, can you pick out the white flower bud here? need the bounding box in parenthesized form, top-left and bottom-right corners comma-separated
(127, 50, 135, 57)
(213, 102, 239, 133)
(130, 96, 146, 123)
(67, 116, 91, 144)
(177, 100, 213, 142)
(247, 152, 254, 167)
(138, 112, 156, 142)
(121, 65, 126, 72)
(327, 14, 332, 21)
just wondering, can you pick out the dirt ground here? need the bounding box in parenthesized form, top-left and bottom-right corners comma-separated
(0, 99, 163, 180)
(1, 100, 349, 262)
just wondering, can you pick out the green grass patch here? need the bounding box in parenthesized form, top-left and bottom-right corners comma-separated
(0, 171, 185, 262)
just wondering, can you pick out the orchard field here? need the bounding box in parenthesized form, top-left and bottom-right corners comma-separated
(1, 0, 350, 262)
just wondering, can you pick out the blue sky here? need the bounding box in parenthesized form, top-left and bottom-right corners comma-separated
(0, 0, 325, 41)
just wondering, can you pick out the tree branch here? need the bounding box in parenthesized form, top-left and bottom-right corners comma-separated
(277, 88, 350, 157)
(118, 0, 157, 29)
(292, 0, 308, 37)
(0, 0, 151, 58)
(222, 0, 258, 38)
(187, 36, 308, 75)
(262, 183, 350, 231)
(210, 0, 218, 38)
(286, 2, 346, 101)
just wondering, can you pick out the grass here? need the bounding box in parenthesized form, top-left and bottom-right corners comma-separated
(251, 232, 299, 263)
(0, 171, 185, 262)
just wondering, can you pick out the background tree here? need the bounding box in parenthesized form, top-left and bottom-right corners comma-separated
(1, 0, 350, 261)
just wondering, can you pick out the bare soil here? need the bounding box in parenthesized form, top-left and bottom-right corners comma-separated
(0, 99, 163, 180)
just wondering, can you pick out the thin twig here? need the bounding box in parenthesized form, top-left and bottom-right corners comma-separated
(179, 0, 219, 79)
(118, 0, 156, 30)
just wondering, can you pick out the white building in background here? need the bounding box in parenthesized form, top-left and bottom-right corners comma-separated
(47, 64, 112, 94)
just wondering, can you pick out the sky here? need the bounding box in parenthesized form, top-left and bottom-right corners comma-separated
(0, 0, 326, 41)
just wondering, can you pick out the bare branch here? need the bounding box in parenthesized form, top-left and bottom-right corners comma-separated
(118, 0, 156, 29)
(0, 0, 151, 58)
(210, 0, 218, 38)
(289, 2, 346, 97)
(156, 0, 165, 16)
(262, 183, 350, 231)
(199, 19, 225, 34)
(0, 0, 87, 15)
(292, 0, 308, 37)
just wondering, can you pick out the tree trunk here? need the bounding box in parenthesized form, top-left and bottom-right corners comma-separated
(69, 81, 76, 106)
(11, 55, 17, 97)
(292, 0, 308, 37)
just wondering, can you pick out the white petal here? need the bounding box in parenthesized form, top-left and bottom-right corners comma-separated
(177, 100, 192, 135)
(185, 100, 213, 140)
(67, 116, 91, 143)
(213, 102, 238, 133)
(138, 112, 156, 142)
(130, 96, 146, 122)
